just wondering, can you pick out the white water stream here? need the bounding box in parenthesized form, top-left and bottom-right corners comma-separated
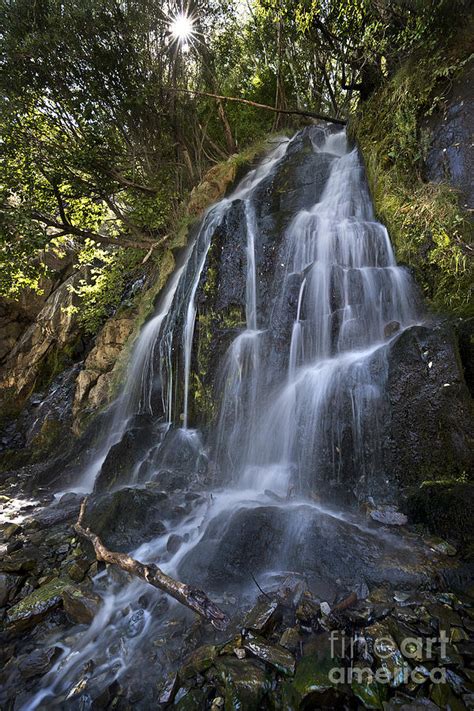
(26, 127, 423, 709)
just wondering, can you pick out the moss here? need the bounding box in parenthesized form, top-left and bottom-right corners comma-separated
(35, 339, 81, 391)
(351, 26, 473, 316)
(30, 417, 64, 458)
(192, 306, 246, 424)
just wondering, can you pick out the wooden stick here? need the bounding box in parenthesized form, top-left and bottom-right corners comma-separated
(74, 498, 229, 631)
(166, 87, 347, 126)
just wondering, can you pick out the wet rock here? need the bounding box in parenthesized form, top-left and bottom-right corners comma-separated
(384, 321, 401, 339)
(430, 680, 467, 711)
(0, 546, 40, 573)
(243, 633, 295, 675)
(158, 671, 179, 705)
(385, 323, 474, 496)
(0, 572, 22, 606)
(0, 522, 21, 540)
(62, 585, 102, 624)
(351, 671, 387, 709)
(67, 558, 91, 583)
(83, 486, 167, 551)
(167, 534, 184, 555)
(243, 597, 281, 634)
(296, 593, 321, 628)
(279, 626, 303, 654)
(174, 687, 207, 710)
(365, 622, 411, 687)
(18, 647, 58, 679)
(370, 505, 408, 526)
(32, 493, 83, 527)
(424, 59, 474, 209)
(427, 603, 463, 633)
(6, 577, 68, 633)
(94, 420, 157, 493)
(181, 644, 218, 679)
(210, 656, 272, 709)
(290, 653, 339, 705)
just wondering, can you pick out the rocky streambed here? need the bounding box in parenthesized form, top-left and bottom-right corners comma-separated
(1, 475, 474, 710)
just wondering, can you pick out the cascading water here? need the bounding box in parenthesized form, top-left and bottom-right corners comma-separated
(25, 126, 429, 709)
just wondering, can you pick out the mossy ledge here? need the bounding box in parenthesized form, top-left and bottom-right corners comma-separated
(350, 25, 473, 317)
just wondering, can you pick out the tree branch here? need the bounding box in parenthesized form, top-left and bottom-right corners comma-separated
(74, 498, 229, 631)
(31, 211, 154, 250)
(167, 87, 347, 126)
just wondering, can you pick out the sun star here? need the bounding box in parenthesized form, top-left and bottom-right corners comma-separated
(169, 11, 194, 43)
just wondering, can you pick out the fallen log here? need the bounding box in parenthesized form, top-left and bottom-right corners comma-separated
(74, 497, 229, 631)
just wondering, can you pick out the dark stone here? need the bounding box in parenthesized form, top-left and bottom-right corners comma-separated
(94, 417, 157, 493)
(0, 546, 40, 573)
(62, 585, 101, 624)
(384, 323, 474, 490)
(6, 577, 68, 633)
(424, 59, 474, 209)
(404, 481, 474, 543)
(384, 320, 400, 339)
(166, 534, 183, 555)
(0, 572, 22, 606)
(18, 647, 58, 679)
(83, 486, 168, 551)
(178, 503, 443, 592)
(243, 597, 281, 634)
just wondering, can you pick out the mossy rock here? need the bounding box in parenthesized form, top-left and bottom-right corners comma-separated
(6, 577, 68, 633)
(209, 656, 273, 710)
(404, 480, 474, 543)
(351, 27, 473, 317)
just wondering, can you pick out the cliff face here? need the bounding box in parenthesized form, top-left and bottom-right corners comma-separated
(424, 58, 474, 210)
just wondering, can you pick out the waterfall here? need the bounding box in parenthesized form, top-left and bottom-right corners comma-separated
(29, 126, 428, 709)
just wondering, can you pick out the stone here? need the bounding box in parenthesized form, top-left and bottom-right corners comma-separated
(243, 633, 296, 675)
(351, 672, 387, 709)
(62, 585, 102, 624)
(6, 577, 68, 633)
(166, 534, 184, 555)
(384, 323, 473, 500)
(370, 505, 408, 526)
(384, 320, 401, 339)
(83, 487, 167, 551)
(67, 558, 91, 583)
(243, 598, 280, 634)
(427, 602, 463, 633)
(425, 536, 457, 556)
(158, 672, 179, 705)
(0, 572, 21, 606)
(365, 622, 411, 687)
(211, 657, 272, 709)
(180, 644, 218, 679)
(296, 594, 321, 628)
(279, 626, 303, 654)
(291, 653, 337, 700)
(0, 547, 40, 573)
(18, 647, 58, 679)
(0, 522, 20, 540)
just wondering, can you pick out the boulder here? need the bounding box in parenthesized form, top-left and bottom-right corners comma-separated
(62, 585, 102, 624)
(83, 486, 168, 551)
(6, 577, 68, 633)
